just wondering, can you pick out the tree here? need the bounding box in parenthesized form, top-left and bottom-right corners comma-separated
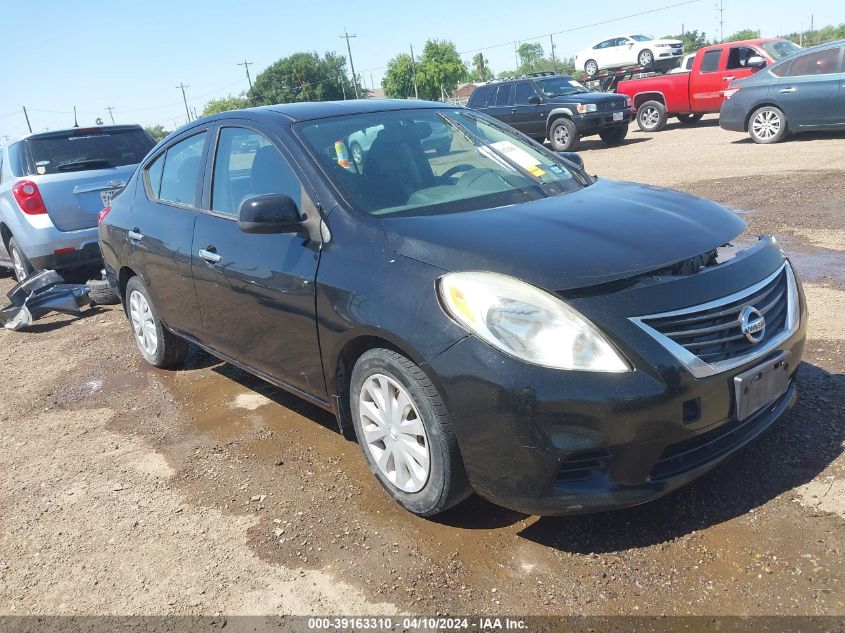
(726, 29, 760, 42)
(382, 53, 416, 99)
(416, 40, 468, 100)
(517, 42, 544, 68)
(250, 51, 363, 105)
(472, 53, 491, 82)
(202, 95, 250, 116)
(144, 125, 169, 142)
(663, 30, 709, 52)
(781, 22, 845, 46)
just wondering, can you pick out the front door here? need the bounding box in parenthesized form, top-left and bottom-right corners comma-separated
(512, 82, 546, 138)
(690, 48, 726, 112)
(191, 125, 325, 397)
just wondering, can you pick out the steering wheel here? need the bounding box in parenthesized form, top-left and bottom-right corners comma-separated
(441, 164, 476, 180)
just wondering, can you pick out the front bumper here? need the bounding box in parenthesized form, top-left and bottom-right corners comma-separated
(573, 108, 635, 135)
(427, 240, 807, 515)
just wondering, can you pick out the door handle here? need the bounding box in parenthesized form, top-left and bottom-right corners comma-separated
(198, 248, 221, 264)
(779, 87, 797, 93)
(722, 76, 735, 81)
(128, 230, 143, 241)
(511, 108, 517, 113)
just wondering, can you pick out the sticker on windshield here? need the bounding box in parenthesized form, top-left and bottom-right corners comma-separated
(569, 80, 586, 89)
(490, 141, 546, 176)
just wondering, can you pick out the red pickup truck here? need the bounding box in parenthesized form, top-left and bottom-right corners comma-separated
(616, 38, 802, 132)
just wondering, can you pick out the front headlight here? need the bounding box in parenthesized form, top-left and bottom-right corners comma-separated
(438, 272, 630, 372)
(576, 103, 597, 114)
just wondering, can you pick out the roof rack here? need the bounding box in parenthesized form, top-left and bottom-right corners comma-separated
(521, 71, 558, 78)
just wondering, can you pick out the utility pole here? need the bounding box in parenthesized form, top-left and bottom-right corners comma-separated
(340, 30, 359, 99)
(514, 41, 519, 70)
(22, 106, 32, 133)
(370, 72, 375, 96)
(238, 60, 255, 105)
(410, 43, 419, 99)
(717, 0, 725, 43)
(105, 106, 115, 124)
(177, 83, 191, 122)
(338, 73, 347, 100)
(73, 106, 79, 128)
(550, 34, 558, 74)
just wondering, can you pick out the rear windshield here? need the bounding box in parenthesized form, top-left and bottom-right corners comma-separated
(25, 128, 155, 175)
(761, 40, 802, 61)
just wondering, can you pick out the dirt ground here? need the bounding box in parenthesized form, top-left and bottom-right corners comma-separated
(1, 117, 843, 617)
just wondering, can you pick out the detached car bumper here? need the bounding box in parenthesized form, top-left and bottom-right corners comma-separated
(573, 108, 635, 134)
(428, 241, 807, 515)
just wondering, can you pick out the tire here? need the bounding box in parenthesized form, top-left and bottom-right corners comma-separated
(677, 113, 703, 125)
(124, 276, 188, 368)
(599, 125, 628, 146)
(86, 278, 121, 305)
(350, 142, 364, 167)
(350, 348, 471, 516)
(8, 237, 34, 282)
(548, 117, 580, 152)
(638, 49, 654, 68)
(637, 100, 668, 132)
(748, 106, 788, 144)
(584, 59, 599, 78)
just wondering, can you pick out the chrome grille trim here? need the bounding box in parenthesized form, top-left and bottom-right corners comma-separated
(629, 262, 799, 378)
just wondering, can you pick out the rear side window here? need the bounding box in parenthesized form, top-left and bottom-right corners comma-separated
(24, 128, 155, 175)
(145, 154, 165, 198)
(700, 50, 722, 73)
(6, 142, 25, 177)
(152, 133, 207, 207)
(468, 85, 494, 108)
(514, 82, 540, 105)
(494, 84, 513, 106)
(786, 47, 842, 76)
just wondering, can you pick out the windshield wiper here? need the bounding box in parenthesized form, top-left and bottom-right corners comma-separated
(56, 158, 112, 171)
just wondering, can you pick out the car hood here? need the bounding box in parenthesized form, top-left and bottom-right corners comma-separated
(548, 92, 623, 104)
(380, 179, 745, 292)
(650, 38, 683, 46)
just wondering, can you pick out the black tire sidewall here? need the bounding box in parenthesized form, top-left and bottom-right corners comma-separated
(637, 100, 667, 132)
(585, 60, 598, 77)
(349, 350, 453, 516)
(350, 142, 364, 166)
(599, 125, 628, 145)
(749, 106, 787, 144)
(87, 279, 121, 305)
(549, 118, 578, 151)
(9, 238, 33, 282)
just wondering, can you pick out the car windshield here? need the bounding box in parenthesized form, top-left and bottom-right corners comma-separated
(297, 108, 586, 217)
(630, 35, 652, 42)
(26, 128, 154, 175)
(535, 77, 590, 98)
(761, 39, 803, 60)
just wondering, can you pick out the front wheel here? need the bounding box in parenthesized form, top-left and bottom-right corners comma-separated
(677, 113, 703, 125)
(599, 125, 628, 146)
(549, 117, 580, 152)
(350, 348, 471, 516)
(638, 49, 654, 67)
(637, 100, 668, 132)
(748, 106, 788, 144)
(124, 276, 188, 368)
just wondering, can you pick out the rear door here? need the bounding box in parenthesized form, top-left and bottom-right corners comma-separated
(512, 82, 546, 137)
(128, 130, 207, 336)
(191, 123, 325, 396)
(485, 84, 516, 125)
(776, 46, 845, 127)
(690, 48, 726, 112)
(23, 127, 155, 231)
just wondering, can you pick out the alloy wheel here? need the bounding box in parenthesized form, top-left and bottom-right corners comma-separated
(128, 290, 158, 357)
(585, 61, 598, 76)
(751, 110, 781, 140)
(351, 144, 363, 166)
(358, 373, 430, 493)
(640, 106, 660, 129)
(11, 247, 26, 282)
(639, 50, 653, 66)
(554, 125, 569, 147)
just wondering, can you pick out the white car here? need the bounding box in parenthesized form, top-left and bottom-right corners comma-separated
(575, 35, 684, 77)
(668, 53, 696, 74)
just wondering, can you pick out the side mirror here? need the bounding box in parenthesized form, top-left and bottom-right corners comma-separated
(527, 95, 542, 105)
(238, 194, 302, 234)
(747, 56, 766, 69)
(557, 151, 584, 170)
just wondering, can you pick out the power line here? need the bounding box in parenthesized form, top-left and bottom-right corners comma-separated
(340, 30, 360, 99)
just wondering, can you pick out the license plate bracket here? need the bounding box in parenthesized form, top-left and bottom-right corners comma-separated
(100, 189, 119, 207)
(733, 351, 791, 420)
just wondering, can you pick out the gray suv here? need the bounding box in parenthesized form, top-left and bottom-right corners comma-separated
(0, 125, 155, 281)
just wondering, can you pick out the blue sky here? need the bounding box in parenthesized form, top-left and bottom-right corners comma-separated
(0, 0, 838, 141)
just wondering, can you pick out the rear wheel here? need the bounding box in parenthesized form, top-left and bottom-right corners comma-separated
(9, 237, 34, 282)
(748, 106, 788, 144)
(599, 125, 628, 146)
(124, 276, 187, 368)
(350, 142, 364, 167)
(677, 113, 703, 125)
(637, 100, 668, 132)
(350, 348, 471, 516)
(584, 59, 599, 77)
(549, 117, 580, 151)
(86, 278, 121, 305)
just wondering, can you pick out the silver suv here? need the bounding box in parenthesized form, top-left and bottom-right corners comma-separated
(0, 125, 155, 281)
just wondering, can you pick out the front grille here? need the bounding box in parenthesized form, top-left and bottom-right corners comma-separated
(633, 264, 796, 375)
(598, 98, 627, 112)
(554, 449, 611, 483)
(650, 385, 793, 481)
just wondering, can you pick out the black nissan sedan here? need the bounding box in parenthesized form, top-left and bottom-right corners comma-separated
(99, 100, 806, 516)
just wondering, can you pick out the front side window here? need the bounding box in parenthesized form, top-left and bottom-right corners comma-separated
(212, 127, 301, 216)
(298, 108, 585, 218)
(700, 50, 722, 73)
(155, 133, 206, 207)
(726, 46, 759, 69)
(786, 47, 842, 76)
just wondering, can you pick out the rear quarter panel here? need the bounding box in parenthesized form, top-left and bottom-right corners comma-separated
(617, 73, 691, 112)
